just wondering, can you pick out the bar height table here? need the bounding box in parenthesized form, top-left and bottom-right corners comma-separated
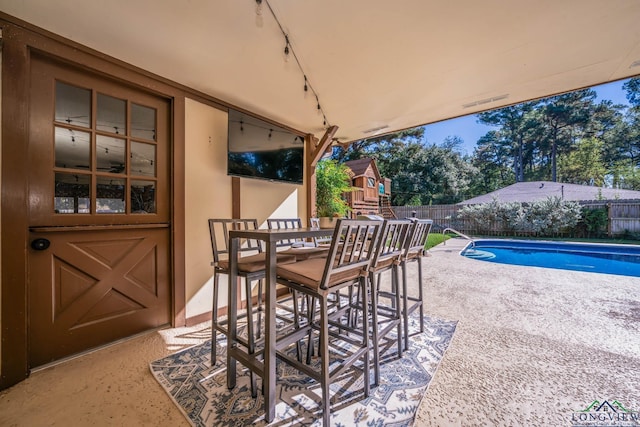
(226, 227, 334, 422)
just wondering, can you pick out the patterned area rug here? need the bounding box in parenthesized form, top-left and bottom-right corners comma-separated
(150, 315, 457, 426)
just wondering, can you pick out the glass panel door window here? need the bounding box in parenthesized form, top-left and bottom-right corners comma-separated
(53, 81, 158, 215)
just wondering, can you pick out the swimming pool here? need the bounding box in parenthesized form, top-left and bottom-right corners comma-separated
(461, 239, 640, 277)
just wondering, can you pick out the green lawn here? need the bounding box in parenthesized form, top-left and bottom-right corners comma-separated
(426, 233, 451, 249)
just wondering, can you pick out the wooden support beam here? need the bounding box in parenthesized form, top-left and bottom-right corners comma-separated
(306, 126, 338, 220)
(232, 176, 240, 218)
(309, 125, 338, 168)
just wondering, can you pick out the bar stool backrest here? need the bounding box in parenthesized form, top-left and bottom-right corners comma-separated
(320, 219, 383, 290)
(404, 219, 433, 259)
(266, 218, 306, 248)
(309, 217, 332, 246)
(208, 218, 262, 265)
(371, 219, 413, 267)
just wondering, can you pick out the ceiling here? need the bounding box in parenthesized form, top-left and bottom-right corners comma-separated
(2, 0, 640, 144)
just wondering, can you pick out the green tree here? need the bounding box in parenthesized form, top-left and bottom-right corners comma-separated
(601, 78, 640, 188)
(470, 131, 516, 195)
(557, 137, 607, 186)
(623, 77, 640, 107)
(333, 127, 424, 163)
(609, 159, 640, 190)
(466, 80, 639, 190)
(315, 159, 352, 217)
(415, 142, 478, 204)
(477, 101, 540, 182)
(334, 129, 478, 206)
(591, 100, 628, 168)
(539, 89, 596, 181)
(615, 110, 640, 165)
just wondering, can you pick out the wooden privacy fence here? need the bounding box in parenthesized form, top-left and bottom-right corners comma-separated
(582, 201, 640, 236)
(392, 205, 462, 230)
(610, 203, 640, 235)
(393, 201, 640, 237)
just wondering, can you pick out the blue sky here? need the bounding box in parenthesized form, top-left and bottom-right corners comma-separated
(423, 78, 632, 156)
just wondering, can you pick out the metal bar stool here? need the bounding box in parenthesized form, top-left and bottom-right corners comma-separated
(368, 219, 413, 386)
(400, 218, 433, 350)
(274, 219, 383, 427)
(208, 219, 296, 395)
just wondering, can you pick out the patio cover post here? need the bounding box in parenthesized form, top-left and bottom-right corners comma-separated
(306, 125, 338, 220)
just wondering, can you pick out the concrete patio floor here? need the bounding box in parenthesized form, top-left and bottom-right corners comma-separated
(416, 238, 640, 426)
(1, 238, 639, 426)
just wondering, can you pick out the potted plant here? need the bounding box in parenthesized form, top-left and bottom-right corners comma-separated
(315, 159, 353, 228)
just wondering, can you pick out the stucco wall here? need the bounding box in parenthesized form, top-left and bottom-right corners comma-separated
(183, 98, 307, 319)
(242, 179, 307, 228)
(184, 98, 232, 319)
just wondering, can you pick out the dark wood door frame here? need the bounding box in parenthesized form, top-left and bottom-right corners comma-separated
(1, 20, 31, 389)
(0, 18, 187, 389)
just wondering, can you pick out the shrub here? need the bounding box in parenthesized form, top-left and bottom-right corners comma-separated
(580, 207, 608, 238)
(457, 196, 582, 236)
(315, 159, 353, 218)
(457, 198, 502, 234)
(622, 229, 640, 241)
(524, 197, 582, 235)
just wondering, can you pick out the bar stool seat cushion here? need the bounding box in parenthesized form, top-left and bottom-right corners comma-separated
(219, 252, 296, 273)
(405, 249, 425, 261)
(280, 246, 330, 261)
(276, 257, 363, 290)
(369, 255, 395, 272)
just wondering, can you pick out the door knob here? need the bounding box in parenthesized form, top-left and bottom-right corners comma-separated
(31, 238, 50, 251)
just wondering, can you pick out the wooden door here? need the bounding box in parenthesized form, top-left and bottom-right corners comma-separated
(27, 54, 172, 367)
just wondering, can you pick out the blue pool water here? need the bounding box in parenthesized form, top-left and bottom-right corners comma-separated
(461, 239, 640, 278)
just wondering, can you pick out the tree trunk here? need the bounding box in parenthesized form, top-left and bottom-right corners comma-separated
(518, 141, 524, 181)
(551, 141, 557, 182)
(550, 126, 559, 182)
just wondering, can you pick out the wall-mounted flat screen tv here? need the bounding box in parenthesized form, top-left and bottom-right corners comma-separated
(227, 109, 305, 184)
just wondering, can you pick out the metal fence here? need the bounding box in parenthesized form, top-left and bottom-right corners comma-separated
(393, 200, 640, 237)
